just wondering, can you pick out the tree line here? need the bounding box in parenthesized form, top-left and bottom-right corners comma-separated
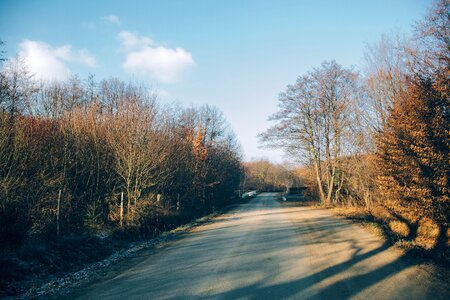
(260, 0, 449, 251)
(242, 159, 302, 192)
(0, 59, 243, 247)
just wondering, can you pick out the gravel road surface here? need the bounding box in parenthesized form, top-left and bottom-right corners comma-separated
(71, 193, 448, 299)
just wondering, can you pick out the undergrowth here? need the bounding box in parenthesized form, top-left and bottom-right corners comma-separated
(330, 206, 449, 265)
(0, 197, 248, 298)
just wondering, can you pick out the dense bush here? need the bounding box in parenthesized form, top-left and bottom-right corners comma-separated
(0, 69, 243, 248)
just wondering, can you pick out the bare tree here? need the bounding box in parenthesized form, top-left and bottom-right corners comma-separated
(364, 32, 410, 130)
(0, 39, 6, 64)
(412, 0, 450, 76)
(104, 92, 170, 223)
(260, 61, 359, 204)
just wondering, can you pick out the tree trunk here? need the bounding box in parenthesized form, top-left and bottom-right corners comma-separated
(312, 159, 326, 203)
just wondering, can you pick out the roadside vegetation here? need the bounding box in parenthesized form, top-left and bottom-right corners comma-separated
(0, 51, 243, 295)
(260, 0, 449, 261)
(242, 159, 302, 192)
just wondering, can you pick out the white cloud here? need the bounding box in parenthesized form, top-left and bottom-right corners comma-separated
(77, 49, 97, 67)
(18, 40, 97, 81)
(19, 40, 71, 81)
(52, 45, 97, 67)
(102, 15, 120, 25)
(123, 47, 194, 83)
(118, 31, 195, 84)
(118, 30, 153, 51)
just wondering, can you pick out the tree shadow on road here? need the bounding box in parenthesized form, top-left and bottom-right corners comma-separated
(203, 208, 448, 299)
(69, 203, 449, 300)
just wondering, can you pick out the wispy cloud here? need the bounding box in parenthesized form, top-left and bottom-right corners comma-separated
(52, 44, 97, 67)
(118, 31, 195, 84)
(102, 15, 121, 25)
(19, 40, 97, 81)
(118, 30, 153, 51)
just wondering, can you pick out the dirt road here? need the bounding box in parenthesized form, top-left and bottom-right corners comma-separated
(71, 193, 448, 299)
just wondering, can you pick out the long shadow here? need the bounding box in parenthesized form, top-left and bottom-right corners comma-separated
(203, 234, 443, 300)
(205, 222, 447, 299)
(69, 196, 449, 300)
(209, 253, 415, 300)
(163, 227, 399, 299)
(203, 209, 442, 298)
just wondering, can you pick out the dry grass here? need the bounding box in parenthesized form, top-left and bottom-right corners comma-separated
(389, 220, 410, 238)
(330, 205, 449, 264)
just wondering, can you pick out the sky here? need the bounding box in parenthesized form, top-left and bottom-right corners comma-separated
(0, 0, 431, 162)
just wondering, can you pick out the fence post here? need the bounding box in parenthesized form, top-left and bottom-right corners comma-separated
(57, 189, 61, 237)
(120, 192, 124, 227)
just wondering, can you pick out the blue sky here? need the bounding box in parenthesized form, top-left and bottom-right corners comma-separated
(0, 0, 430, 162)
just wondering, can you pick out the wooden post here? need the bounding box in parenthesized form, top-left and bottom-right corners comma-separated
(119, 192, 124, 227)
(57, 189, 61, 237)
(157, 194, 161, 203)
